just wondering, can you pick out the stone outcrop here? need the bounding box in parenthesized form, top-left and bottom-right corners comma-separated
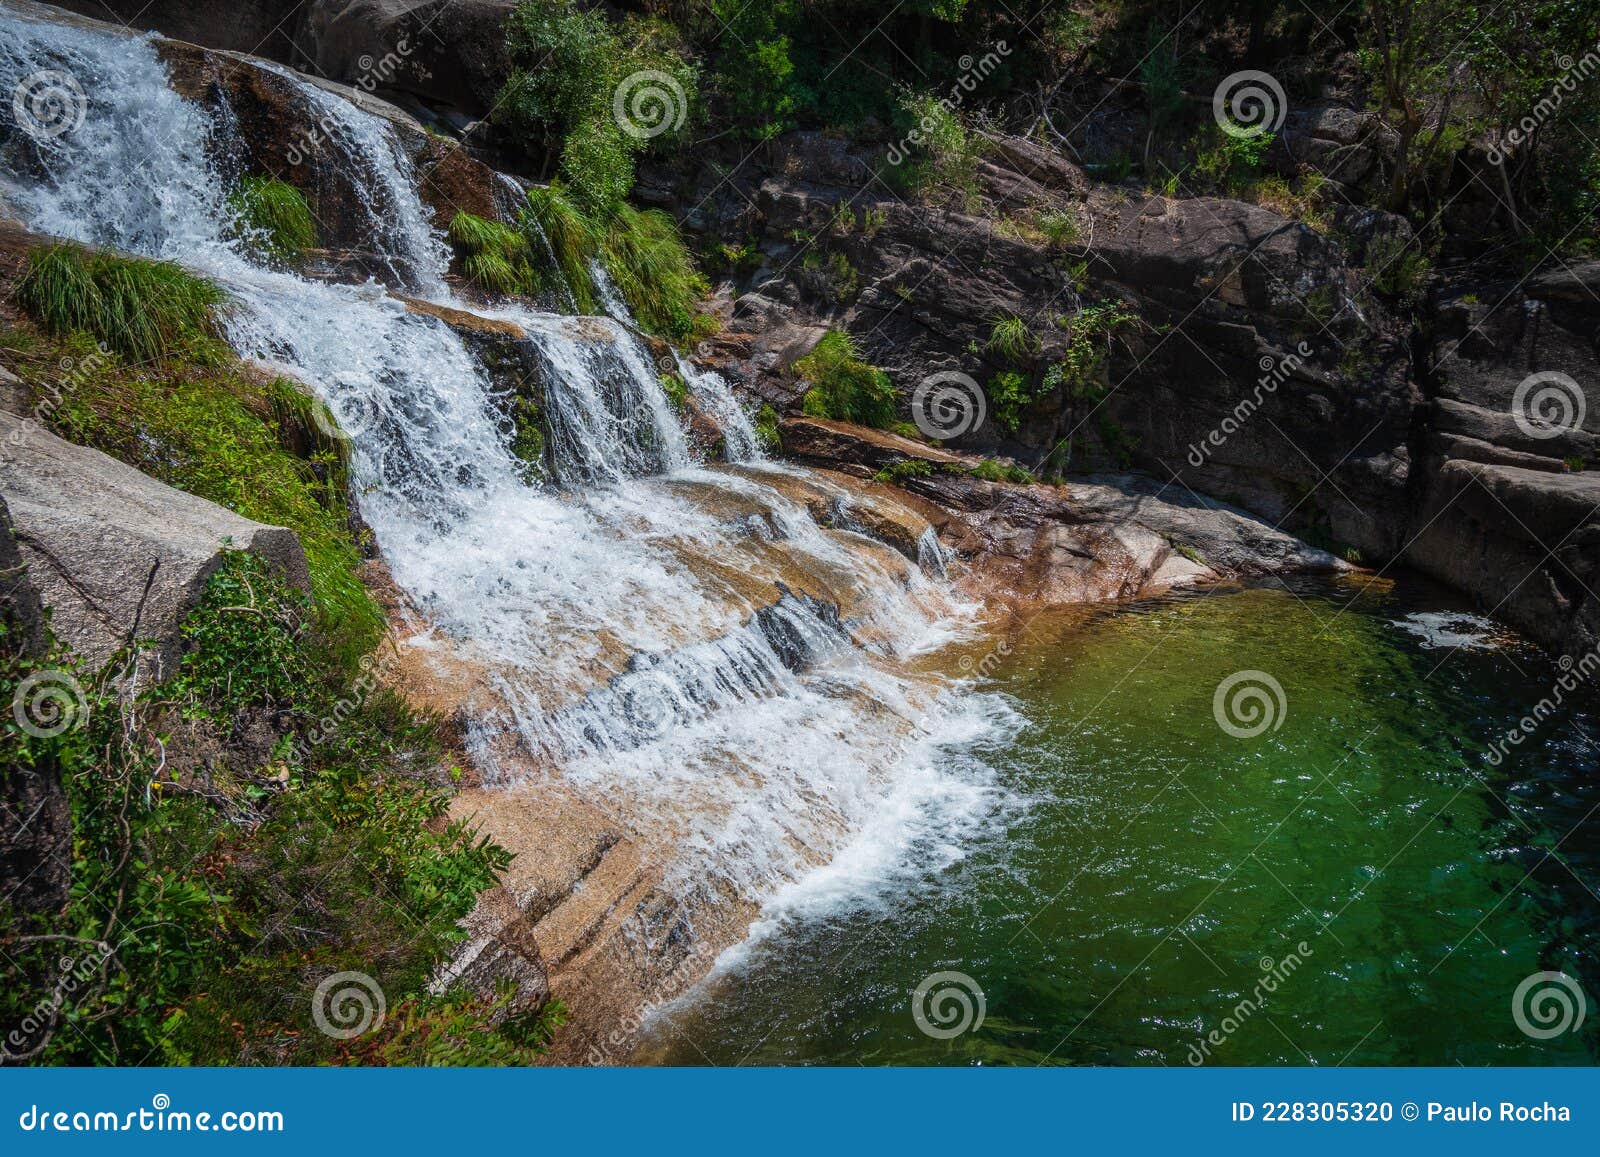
(0, 411, 310, 674)
(53, 0, 516, 126)
(0, 494, 69, 917)
(1403, 266, 1600, 658)
(780, 416, 1344, 606)
(673, 131, 1418, 564)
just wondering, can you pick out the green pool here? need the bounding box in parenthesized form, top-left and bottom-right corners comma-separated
(642, 575, 1600, 1065)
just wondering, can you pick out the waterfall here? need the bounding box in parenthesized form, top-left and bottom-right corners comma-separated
(0, 5, 1017, 924)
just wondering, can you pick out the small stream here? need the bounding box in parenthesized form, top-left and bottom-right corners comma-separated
(640, 574, 1600, 1065)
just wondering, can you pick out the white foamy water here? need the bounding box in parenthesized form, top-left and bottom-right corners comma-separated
(1391, 611, 1506, 650)
(0, 4, 1018, 921)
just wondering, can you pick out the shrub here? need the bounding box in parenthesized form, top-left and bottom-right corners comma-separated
(711, 0, 801, 140)
(969, 457, 1033, 484)
(227, 176, 316, 262)
(522, 183, 599, 314)
(0, 554, 558, 1065)
(496, 0, 696, 217)
(599, 204, 709, 341)
(754, 402, 782, 453)
(795, 330, 897, 429)
(15, 244, 227, 364)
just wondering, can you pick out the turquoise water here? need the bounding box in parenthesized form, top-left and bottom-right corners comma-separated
(640, 576, 1600, 1065)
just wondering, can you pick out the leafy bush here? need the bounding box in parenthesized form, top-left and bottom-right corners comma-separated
(523, 182, 599, 314)
(710, 0, 802, 140)
(496, 0, 696, 217)
(15, 244, 227, 363)
(795, 329, 897, 429)
(969, 457, 1033, 484)
(754, 402, 782, 453)
(227, 177, 316, 263)
(521, 188, 707, 341)
(599, 204, 709, 340)
(0, 554, 557, 1066)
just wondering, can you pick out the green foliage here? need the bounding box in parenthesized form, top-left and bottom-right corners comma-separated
(795, 330, 897, 429)
(1, 553, 555, 1066)
(986, 313, 1039, 362)
(520, 189, 707, 341)
(227, 177, 316, 263)
(799, 248, 860, 304)
(17, 322, 381, 663)
(15, 244, 227, 364)
(969, 457, 1033, 484)
(986, 369, 1034, 432)
(496, 0, 696, 217)
(449, 211, 541, 298)
(1366, 233, 1431, 308)
(660, 371, 689, 411)
(522, 182, 599, 314)
(710, 0, 802, 140)
(892, 90, 983, 207)
(599, 204, 709, 341)
(873, 457, 934, 485)
(754, 403, 782, 453)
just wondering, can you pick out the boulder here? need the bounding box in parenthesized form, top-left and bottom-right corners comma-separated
(0, 412, 310, 675)
(0, 494, 69, 917)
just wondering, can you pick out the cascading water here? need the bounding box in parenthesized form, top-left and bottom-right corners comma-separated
(0, 4, 1018, 936)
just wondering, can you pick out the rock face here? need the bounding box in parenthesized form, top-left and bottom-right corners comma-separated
(673, 132, 1418, 563)
(0, 411, 310, 674)
(1403, 267, 1600, 658)
(780, 416, 1344, 606)
(0, 494, 70, 917)
(53, 0, 516, 124)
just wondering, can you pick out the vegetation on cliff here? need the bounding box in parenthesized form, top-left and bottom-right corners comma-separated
(0, 259, 560, 1065)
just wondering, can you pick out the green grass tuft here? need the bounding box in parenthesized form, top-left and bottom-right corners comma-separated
(15, 244, 228, 364)
(599, 204, 709, 342)
(522, 183, 599, 314)
(795, 329, 898, 429)
(449, 211, 543, 298)
(227, 177, 316, 263)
